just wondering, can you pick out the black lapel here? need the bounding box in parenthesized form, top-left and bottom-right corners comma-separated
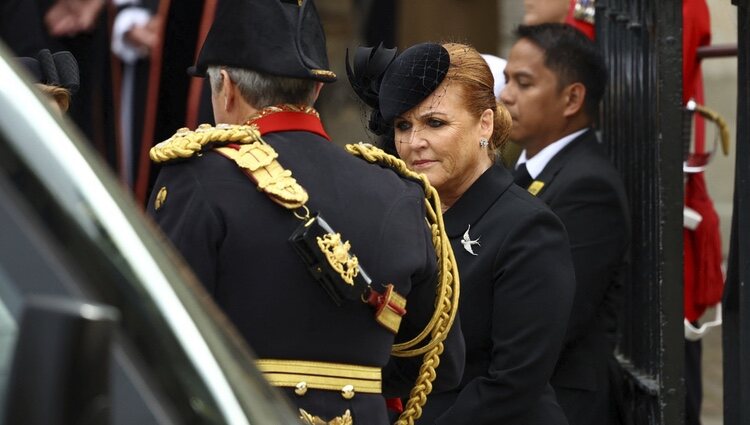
(443, 165, 514, 238)
(526, 128, 597, 198)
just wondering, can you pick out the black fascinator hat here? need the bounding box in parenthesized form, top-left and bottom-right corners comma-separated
(348, 42, 450, 127)
(346, 43, 397, 136)
(189, 0, 336, 82)
(378, 43, 450, 123)
(17, 49, 80, 94)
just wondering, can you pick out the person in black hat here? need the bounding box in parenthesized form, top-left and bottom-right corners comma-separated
(348, 41, 576, 425)
(145, 1, 466, 424)
(1, 0, 116, 165)
(17, 48, 80, 114)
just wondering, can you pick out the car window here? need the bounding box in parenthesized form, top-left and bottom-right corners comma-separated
(0, 43, 300, 425)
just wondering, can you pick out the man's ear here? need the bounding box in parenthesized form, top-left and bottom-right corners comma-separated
(563, 82, 586, 118)
(311, 82, 324, 104)
(220, 69, 235, 111)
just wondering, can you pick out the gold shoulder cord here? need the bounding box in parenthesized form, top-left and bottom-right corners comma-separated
(346, 143, 460, 425)
(150, 123, 263, 163)
(150, 123, 309, 211)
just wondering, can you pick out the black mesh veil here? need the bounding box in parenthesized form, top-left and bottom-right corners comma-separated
(347, 42, 451, 154)
(378, 43, 450, 123)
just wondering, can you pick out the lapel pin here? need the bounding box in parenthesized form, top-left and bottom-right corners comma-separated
(461, 224, 481, 256)
(527, 180, 545, 196)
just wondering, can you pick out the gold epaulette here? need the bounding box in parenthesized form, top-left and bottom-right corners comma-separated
(215, 143, 309, 210)
(149, 123, 263, 164)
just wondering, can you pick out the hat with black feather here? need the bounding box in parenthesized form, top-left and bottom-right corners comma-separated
(17, 49, 80, 94)
(189, 0, 336, 82)
(377, 43, 450, 123)
(347, 42, 450, 127)
(346, 43, 397, 135)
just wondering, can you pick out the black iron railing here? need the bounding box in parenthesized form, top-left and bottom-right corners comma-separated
(598, 1, 684, 423)
(723, 2, 750, 424)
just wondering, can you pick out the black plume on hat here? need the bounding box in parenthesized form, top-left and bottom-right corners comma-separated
(346, 44, 397, 109)
(346, 43, 397, 135)
(17, 49, 80, 94)
(190, 0, 336, 82)
(378, 43, 450, 123)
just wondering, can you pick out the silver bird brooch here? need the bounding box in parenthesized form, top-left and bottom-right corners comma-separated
(461, 225, 481, 256)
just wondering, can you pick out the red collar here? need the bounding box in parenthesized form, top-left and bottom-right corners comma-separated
(245, 105, 331, 141)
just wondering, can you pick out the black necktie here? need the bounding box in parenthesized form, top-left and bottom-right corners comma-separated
(513, 163, 533, 188)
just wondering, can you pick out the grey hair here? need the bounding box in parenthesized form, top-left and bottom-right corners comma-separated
(207, 66, 317, 108)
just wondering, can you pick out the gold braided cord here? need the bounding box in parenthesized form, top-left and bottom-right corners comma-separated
(346, 143, 460, 355)
(345, 142, 460, 425)
(395, 332, 444, 425)
(149, 123, 262, 163)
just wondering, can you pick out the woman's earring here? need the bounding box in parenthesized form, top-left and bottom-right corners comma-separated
(479, 138, 489, 148)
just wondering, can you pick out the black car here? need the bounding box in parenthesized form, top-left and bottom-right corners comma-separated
(0, 43, 301, 425)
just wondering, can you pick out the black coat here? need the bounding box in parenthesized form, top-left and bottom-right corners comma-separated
(524, 129, 631, 425)
(147, 128, 465, 424)
(418, 164, 576, 425)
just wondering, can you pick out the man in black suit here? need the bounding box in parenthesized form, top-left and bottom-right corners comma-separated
(145, 1, 465, 424)
(501, 23, 631, 425)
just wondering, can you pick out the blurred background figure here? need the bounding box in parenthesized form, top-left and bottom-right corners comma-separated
(44, 0, 105, 38)
(17, 49, 80, 115)
(110, 0, 160, 190)
(480, 52, 517, 166)
(110, 0, 218, 204)
(480, 53, 507, 99)
(522, 0, 595, 39)
(1, 0, 116, 170)
(523, 0, 569, 25)
(681, 1, 724, 425)
(565, 0, 596, 39)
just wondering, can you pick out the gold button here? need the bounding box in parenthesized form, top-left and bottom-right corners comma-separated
(155, 187, 168, 211)
(341, 384, 355, 399)
(295, 381, 308, 396)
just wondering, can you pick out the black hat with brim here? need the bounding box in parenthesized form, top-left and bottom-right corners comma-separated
(378, 42, 450, 123)
(17, 49, 79, 94)
(188, 0, 336, 82)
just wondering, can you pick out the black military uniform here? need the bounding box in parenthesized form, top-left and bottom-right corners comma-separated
(146, 1, 465, 424)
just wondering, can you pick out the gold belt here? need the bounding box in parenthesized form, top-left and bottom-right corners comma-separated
(256, 359, 381, 398)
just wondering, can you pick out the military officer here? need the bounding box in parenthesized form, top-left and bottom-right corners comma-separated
(146, 1, 465, 424)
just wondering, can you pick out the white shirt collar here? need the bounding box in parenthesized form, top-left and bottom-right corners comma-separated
(515, 128, 589, 179)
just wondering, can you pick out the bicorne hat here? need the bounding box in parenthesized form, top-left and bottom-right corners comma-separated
(17, 49, 79, 94)
(189, 0, 336, 83)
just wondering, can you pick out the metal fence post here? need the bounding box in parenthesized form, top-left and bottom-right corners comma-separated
(598, 0, 684, 423)
(723, 1, 750, 424)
